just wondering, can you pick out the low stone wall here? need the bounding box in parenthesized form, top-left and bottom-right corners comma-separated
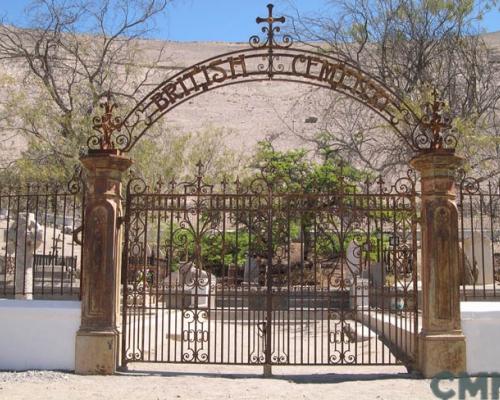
(0, 299, 80, 371)
(358, 301, 500, 375)
(355, 309, 416, 365)
(461, 302, 500, 375)
(0, 298, 498, 373)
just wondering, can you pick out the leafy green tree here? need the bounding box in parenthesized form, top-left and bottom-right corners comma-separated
(141, 141, 409, 278)
(246, 141, 372, 262)
(249, 140, 366, 191)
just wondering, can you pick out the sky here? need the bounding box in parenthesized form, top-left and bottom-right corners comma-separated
(0, 0, 499, 42)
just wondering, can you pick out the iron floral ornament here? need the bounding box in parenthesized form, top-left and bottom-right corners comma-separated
(414, 90, 457, 152)
(88, 98, 129, 151)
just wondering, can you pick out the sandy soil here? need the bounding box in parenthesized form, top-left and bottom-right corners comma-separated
(0, 364, 439, 400)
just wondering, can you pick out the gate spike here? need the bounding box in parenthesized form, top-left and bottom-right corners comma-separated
(155, 176, 164, 193)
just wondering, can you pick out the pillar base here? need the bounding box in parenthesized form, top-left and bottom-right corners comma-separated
(75, 329, 119, 375)
(418, 331, 466, 378)
(15, 293, 33, 300)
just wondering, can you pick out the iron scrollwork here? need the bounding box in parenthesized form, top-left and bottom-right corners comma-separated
(67, 164, 85, 195)
(87, 96, 131, 152)
(120, 163, 418, 367)
(182, 309, 209, 363)
(328, 310, 357, 364)
(85, 4, 438, 155)
(413, 89, 457, 152)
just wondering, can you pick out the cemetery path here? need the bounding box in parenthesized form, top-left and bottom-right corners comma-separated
(0, 365, 438, 399)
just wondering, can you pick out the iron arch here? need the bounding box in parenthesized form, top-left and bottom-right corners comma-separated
(89, 4, 455, 154)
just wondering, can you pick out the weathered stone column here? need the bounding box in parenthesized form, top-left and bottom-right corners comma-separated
(75, 149, 132, 375)
(10, 213, 43, 300)
(410, 149, 466, 378)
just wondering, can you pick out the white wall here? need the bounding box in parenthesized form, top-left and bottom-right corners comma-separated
(0, 299, 80, 371)
(461, 301, 500, 375)
(0, 298, 498, 373)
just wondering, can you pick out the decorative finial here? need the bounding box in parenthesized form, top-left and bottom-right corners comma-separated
(88, 93, 125, 151)
(415, 88, 457, 151)
(249, 3, 292, 49)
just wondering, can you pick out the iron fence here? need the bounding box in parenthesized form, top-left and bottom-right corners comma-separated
(458, 176, 500, 300)
(0, 177, 84, 300)
(122, 168, 418, 366)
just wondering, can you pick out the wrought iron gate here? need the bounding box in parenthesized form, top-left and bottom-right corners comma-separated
(121, 167, 418, 367)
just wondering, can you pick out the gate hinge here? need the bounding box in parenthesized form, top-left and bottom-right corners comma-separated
(117, 216, 124, 227)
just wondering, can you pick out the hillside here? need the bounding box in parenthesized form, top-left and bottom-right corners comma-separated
(1, 31, 500, 169)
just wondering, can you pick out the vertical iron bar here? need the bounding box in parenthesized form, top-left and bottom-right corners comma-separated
(265, 188, 273, 366)
(121, 185, 132, 368)
(459, 182, 467, 299)
(488, 182, 497, 297)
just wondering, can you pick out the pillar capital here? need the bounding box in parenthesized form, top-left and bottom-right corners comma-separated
(80, 150, 133, 173)
(411, 150, 463, 198)
(410, 150, 463, 176)
(80, 151, 132, 198)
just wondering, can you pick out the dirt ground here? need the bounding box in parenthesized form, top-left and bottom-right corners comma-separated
(0, 364, 443, 400)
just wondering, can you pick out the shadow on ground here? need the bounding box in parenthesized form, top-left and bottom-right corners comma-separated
(118, 369, 419, 384)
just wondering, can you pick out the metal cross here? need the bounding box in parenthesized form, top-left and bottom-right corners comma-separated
(256, 4, 285, 47)
(196, 160, 204, 177)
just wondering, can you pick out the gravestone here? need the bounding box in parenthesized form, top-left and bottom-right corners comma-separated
(166, 269, 180, 285)
(289, 242, 303, 264)
(6, 213, 43, 300)
(366, 262, 386, 309)
(160, 270, 184, 309)
(243, 254, 261, 285)
(349, 278, 369, 309)
(463, 233, 494, 285)
(179, 261, 212, 308)
(458, 244, 475, 285)
(227, 263, 237, 286)
(370, 262, 386, 289)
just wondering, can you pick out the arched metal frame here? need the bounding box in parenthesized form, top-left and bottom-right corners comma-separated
(89, 4, 456, 154)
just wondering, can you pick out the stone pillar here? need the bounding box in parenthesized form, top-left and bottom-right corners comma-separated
(75, 150, 132, 375)
(410, 150, 466, 378)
